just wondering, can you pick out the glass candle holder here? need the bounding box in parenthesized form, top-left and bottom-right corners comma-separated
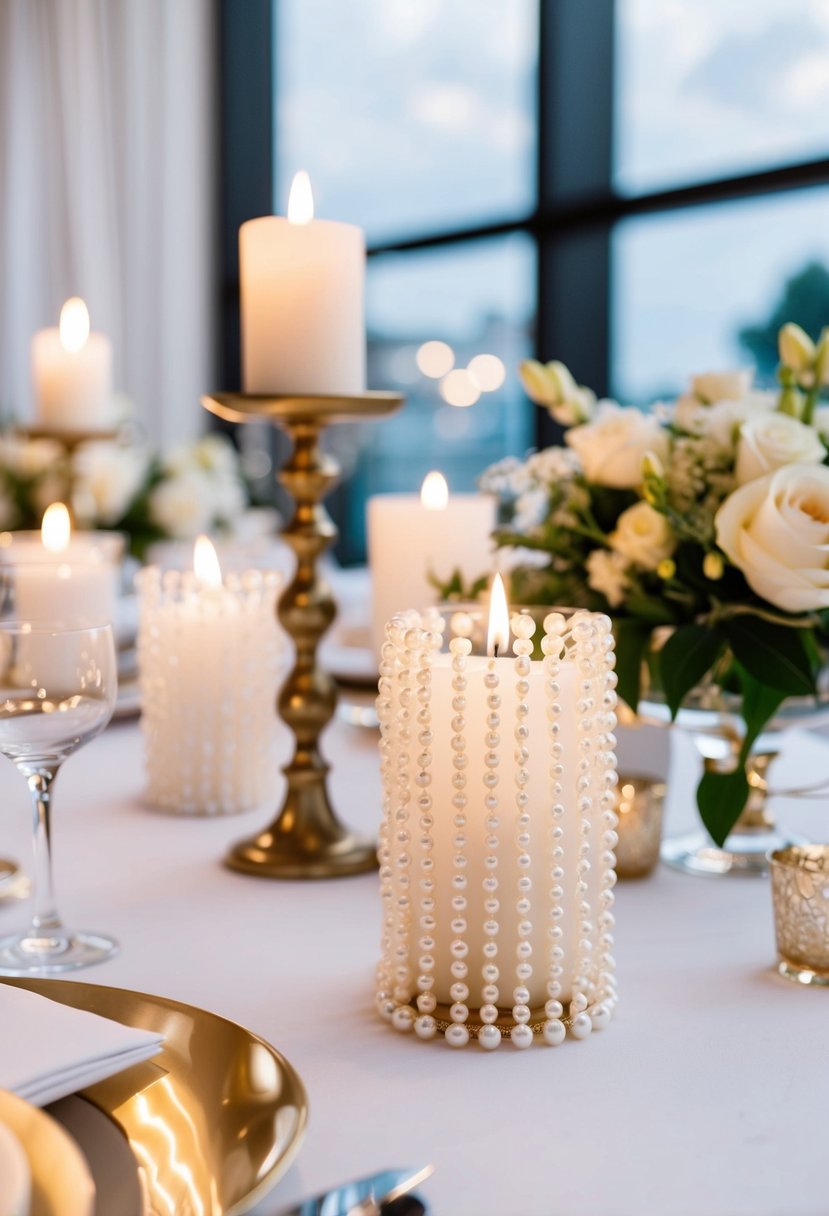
(376, 605, 619, 1050)
(770, 845, 829, 985)
(613, 774, 665, 879)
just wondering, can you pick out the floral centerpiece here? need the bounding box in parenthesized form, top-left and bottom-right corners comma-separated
(0, 431, 251, 559)
(480, 323, 829, 847)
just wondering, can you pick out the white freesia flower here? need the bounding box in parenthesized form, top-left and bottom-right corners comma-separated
(193, 433, 240, 477)
(149, 470, 216, 540)
(735, 414, 826, 486)
(518, 359, 595, 426)
(585, 549, 630, 608)
(690, 370, 752, 404)
(715, 463, 829, 612)
(779, 322, 815, 372)
(72, 441, 150, 525)
(609, 502, 676, 571)
(566, 403, 669, 489)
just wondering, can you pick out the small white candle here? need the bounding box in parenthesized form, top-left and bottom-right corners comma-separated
(9, 504, 119, 627)
(137, 536, 283, 815)
(367, 471, 496, 654)
(240, 171, 365, 395)
(31, 299, 114, 431)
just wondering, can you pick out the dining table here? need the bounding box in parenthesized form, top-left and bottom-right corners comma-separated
(1, 689, 828, 1215)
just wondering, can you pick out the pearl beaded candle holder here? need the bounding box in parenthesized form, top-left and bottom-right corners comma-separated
(376, 607, 619, 1049)
(137, 566, 282, 815)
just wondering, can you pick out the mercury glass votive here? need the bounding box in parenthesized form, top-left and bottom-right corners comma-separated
(770, 846, 829, 985)
(613, 774, 665, 879)
(376, 602, 619, 1050)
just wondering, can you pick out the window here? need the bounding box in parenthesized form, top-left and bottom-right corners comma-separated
(220, 0, 829, 558)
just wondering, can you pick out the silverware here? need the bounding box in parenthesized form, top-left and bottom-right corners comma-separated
(273, 1164, 434, 1216)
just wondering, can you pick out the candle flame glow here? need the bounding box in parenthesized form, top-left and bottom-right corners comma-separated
(486, 573, 510, 658)
(59, 297, 90, 353)
(41, 502, 71, 553)
(287, 171, 314, 225)
(193, 534, 222, 588)
(420, 470, 449, 511)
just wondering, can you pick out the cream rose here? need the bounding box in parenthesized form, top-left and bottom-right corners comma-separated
(735, 414, 826, 485)
(715, 463, 829, 612)
(566, 404, 669, 489)
(690, 369, 752, 404)
(609, 502, 676, 571)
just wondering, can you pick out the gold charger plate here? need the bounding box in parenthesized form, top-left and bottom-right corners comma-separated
(5, 978, 308, 1216)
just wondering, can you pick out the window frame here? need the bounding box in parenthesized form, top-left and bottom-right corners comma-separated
(219, 0, 829, 441)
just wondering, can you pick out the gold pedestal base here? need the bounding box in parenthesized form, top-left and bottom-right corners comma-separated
(202, 390, 403, 881)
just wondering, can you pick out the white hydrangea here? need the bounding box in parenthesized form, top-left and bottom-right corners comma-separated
(585, 549, 630, 608)
(512, 487, 549, 534)
(525, 447, 581, 484)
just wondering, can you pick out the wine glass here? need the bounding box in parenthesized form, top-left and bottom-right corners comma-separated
(0, 622, 118, 973)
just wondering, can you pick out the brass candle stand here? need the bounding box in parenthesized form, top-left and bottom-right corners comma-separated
(201, 391, 403, 879)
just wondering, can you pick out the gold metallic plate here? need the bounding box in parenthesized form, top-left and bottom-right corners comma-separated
(5, 978, 308, 1215)
(201, 391, 403, 426)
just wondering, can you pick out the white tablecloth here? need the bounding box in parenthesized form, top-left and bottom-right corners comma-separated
(1, 710, 827, 1216)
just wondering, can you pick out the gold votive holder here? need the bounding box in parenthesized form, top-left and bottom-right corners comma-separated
(613, 774, 665, 879)
(770, 845, 829, 986)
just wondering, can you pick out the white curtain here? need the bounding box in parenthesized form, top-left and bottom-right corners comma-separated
(0, 0, 216, 446)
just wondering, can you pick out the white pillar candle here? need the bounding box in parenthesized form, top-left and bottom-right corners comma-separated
(3, 504, 120, 627)
(240, 171, 365, 396)
(31, 298, 114, 431)
(377, 583, 619, 1050)
(367, 472, 497, 654)
(136, 536, 283, 815)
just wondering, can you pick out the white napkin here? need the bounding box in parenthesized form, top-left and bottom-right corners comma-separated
(0, 985, 164, 1107)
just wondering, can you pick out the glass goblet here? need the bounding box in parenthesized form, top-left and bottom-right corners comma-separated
(0, 622, 118, 974)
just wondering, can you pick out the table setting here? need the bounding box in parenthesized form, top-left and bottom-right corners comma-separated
(1, 170, 829, 1216)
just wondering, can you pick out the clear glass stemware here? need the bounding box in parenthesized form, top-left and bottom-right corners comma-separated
(0, 622, 118, 973)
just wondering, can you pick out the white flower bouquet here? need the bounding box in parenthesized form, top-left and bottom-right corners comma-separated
(0, 432, 250, 559)
(482, 324, 829, 845)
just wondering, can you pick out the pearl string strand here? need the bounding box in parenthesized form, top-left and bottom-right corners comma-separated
(375, 620, 397, 1022)
(478, 618, 503, 1052)
(414, 621, 441, 1041)
(445, 631, 472, 1048)
(510, 613, 536, 1049)
(541, 612, 567, 1046)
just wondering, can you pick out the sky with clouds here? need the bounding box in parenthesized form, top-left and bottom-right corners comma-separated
(275, 0, 829, 404)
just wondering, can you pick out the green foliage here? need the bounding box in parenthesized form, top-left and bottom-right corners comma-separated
(658, 624, 727, 719)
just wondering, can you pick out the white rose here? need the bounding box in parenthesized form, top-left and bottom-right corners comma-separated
(149, 470, 215, 540)
(674, 389, 776, 445)
(609, 502, 676, 571)
(690, 370, 753, 404)
(715, 463, 829, 612)
(72, 442, 149, 525)
(735, 414, 826, 486)
(585, 549, 630, 608)
(566, 404, 669, 489)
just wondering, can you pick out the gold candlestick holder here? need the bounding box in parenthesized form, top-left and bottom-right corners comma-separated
(201, 391, 403, 879)
(16, 426, 120, 452)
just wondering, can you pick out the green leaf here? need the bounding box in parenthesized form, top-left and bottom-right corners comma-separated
(659, 624, 726, 720)
(697, 768, 751, 848)
(723, 616, 816, 697)
(623, 592, 678, 626)
(613, 620, 653, 712)
(694, 665, 787, 847)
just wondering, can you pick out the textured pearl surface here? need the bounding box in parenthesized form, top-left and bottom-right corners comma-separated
(478, 1024, 502, 1051)
(542, 1019, 566, 1046)
(376, 606, 618, 1050)
(510, 1024, 534, 1050)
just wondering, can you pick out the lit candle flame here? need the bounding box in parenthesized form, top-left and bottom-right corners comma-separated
(486, 572, 510, 658)
(287, 171, 314, 225)
(193, 534, 222, 588)
(59, 297, 90, 353)
(41, 502, 71, 553)
(420, 470, 449, 511)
